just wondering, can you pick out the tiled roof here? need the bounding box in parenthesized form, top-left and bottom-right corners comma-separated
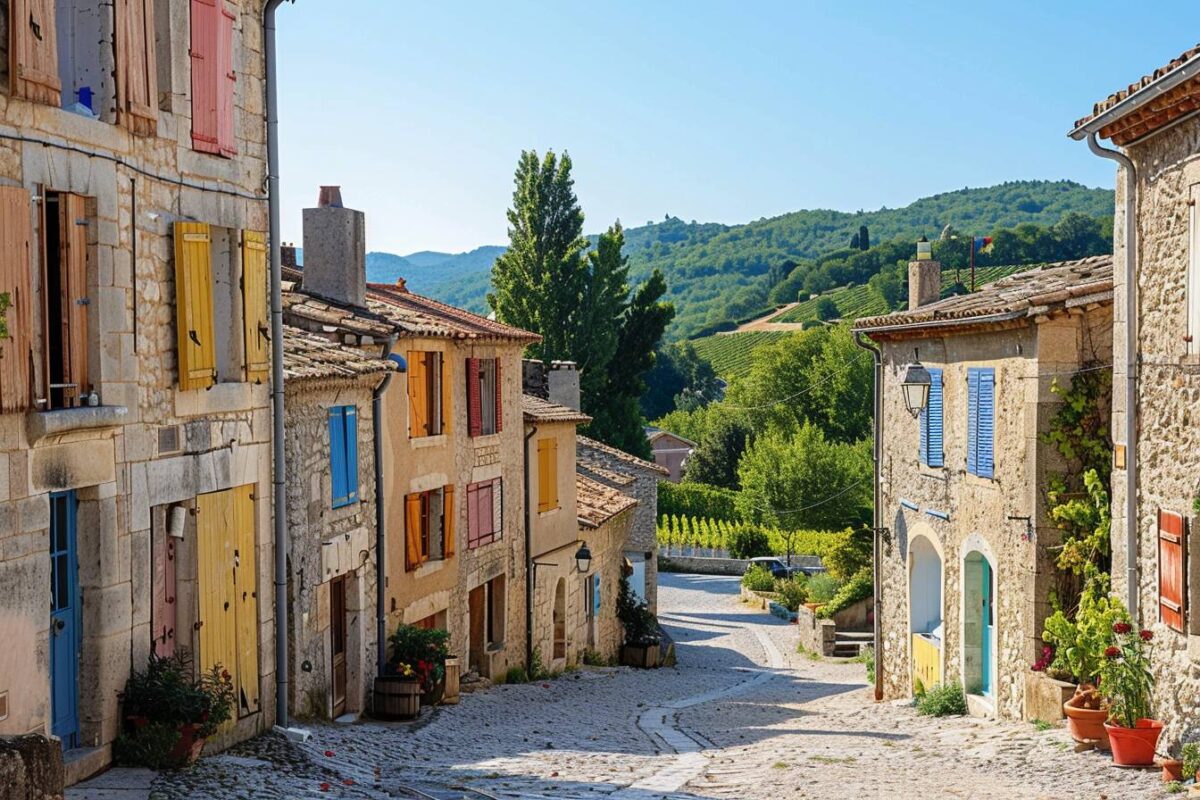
(853, 255, 1113, 336)
(283, 325, 394, 381)
(367, 282, 542, 343)
(576, 472, 638, 529)
(578, 463, 635, 487)
(282, 289, 395, 340)
(522, 394, 591, 424)
(577, 435, 670, 477)
(1073, 44, 1200, 144)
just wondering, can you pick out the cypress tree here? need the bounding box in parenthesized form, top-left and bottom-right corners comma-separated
(859, 224, 870, 250)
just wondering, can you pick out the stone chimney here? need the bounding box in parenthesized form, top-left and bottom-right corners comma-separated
(302, 186, 366, 308)
(908, 258, 941, 310)
(548, 361, 581, 411)
(280, 242, 297, 268)
(522, 359, 549, 399)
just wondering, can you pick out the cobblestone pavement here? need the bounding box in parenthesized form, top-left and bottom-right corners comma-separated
(141, 573, 1168, 800)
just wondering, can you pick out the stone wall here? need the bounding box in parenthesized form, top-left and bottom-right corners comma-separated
(0, 735, 63, 800)
(658, 555, 748, 576)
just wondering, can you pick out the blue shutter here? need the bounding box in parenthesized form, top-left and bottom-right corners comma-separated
(966, 369, 979, 476)
(919, 404, 928, 466)
(593, 573, 601, 617)
(927, 369, 943, 468)
(344, 406, 359, 503)
(977, 369, 995, 478)
(329, 407, 348, 507)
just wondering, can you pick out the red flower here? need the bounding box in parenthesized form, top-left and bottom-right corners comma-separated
(1139, 630, 1154, 642)
(1113, 622, 1132, 634)
(324, 750, 335, 757)
(319, 783, 330, 792)
(343, 779, 355, 786)
(1105, 646, 1121, 658)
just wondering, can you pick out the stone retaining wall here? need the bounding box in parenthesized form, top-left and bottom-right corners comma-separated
(738, 585, 837, 656)
(658, 555, 748, 576)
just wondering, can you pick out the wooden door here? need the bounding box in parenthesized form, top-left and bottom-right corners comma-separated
(330, 576, 347, 718)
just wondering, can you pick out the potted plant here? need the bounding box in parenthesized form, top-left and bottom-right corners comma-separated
(618, 574, 661, 668)
(380, 625, 450, 714)
(114, 653, 235, 769)
(1100, 622, 1162, 767)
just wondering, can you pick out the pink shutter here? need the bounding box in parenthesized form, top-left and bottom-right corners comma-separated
(494, 359, 503, 433)
(189, 0, 220, 153)
(216, 0, 237, 156)
(1159, 510, 1186, 633)
(152, 530, 178, 656)
(467, 483, 480, 546)
(467, 358, 482, 437)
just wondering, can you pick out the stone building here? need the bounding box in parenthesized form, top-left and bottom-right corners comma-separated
(645, 428, 695, 483)
(1070, 45, 1200, 744)
(853, 255, 1113, 719)
(0, 0, 274, 782)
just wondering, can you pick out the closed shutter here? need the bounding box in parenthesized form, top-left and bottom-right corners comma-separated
(59, 194, 89, 402)
(151, 525, 177, 657)
(174, 222, 216, 390)
(197, 489, 238, 733)
(966, 369, 979, 475)
(443, 485, 455, 558)
(977, 368, 995, 478)
(492, 478, 503, 535)
(593, 573, 601, 617)
(11, 0, 61, 105)
(241, 231, 269, 382)
(232, 485, 259, 716)
(494, 359, 503, 433)
(216, 0, 237, 156)
(1160, 510, 1186, 633)
(0, 187, 33, 413)
(919, 393, 928, 466)
(537, 438, 552, 512)
(467, 483, 480, 545)
(405, 493, 422, 571)
(344, 406, 358, 504)
(407, 350, 426, 437)
(925, 369, 943, 468)
(440, 353, 452, 435)
(467, 357, 481, 437)
(116, 0, 158, 136)
(190, 0, 220, 153)
(329, 407, 347, 506)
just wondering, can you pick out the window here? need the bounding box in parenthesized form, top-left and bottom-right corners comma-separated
(189, 0, 236, 156)
(466, 478, 502, 549)
(404, 485, 456, 571)
(1159, 510, 1186, 633)
(919, 368, 943, 468)
(328, 405, 358, 508)
(467, 357, 501, 436)
(407, 350, 451, 437)
(39, 191, 90, 410)
(966, 367, 994, 478)
(537, 437, 559, 512)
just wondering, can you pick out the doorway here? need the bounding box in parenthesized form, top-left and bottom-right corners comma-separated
(329, 576, 347, 718)
(49, 490, 80, 749)
(909, 535, 943, 693)
(963, 550, 995, 698)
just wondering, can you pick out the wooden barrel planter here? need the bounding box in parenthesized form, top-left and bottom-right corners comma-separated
(621, 643, 661, 669)
(442, 656, 461, 705)
(373, 677, 420, 720)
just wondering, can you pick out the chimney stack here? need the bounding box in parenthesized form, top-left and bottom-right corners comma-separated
(547, 361, 581, 411)
(908, 237, 941, 310)
(302, 186, 366, 308)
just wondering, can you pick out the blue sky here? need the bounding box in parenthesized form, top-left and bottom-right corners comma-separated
(276, 2, 1200, 255)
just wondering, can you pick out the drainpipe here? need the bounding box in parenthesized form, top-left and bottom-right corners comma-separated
(265, 0, 291, 729)
(1085, 131, 1139, 621)
(523, 424, 538, 673)
(853, 329, 884, 702)
(373, 335, 400, 675)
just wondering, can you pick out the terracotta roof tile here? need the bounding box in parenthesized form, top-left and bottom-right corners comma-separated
(283, 325, 394, 381)
(522, 394, 591, 424)
(367, 283, 541, 343)
(576, 472, 638, 529)
(1074, 44, 1200, 144)
(853, 255, 1113, 335)
(577, 435, 669, 477)
(282, 289, 396, 340)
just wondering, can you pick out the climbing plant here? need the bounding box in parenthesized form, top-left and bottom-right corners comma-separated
(0, 291, 9, 340)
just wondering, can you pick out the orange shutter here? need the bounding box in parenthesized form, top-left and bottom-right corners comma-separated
(1159, 510, 1186, 633)
(407, 350, 426, 437)
(0, 187, 33, 413)
(10, 0, 61, 106)
(440, 352, 452, 435)
(241, 231, 269, 382)
(405, 493, 422, 571)
(547, 438, 558, 509)
(59, 194, 89, 402)
(116, 0, 159, 135)
(443, 485, 455, 558)
(537, 438, 552, 512)
(174, 222, 216, 390)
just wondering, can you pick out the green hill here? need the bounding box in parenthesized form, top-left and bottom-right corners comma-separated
(692, 331, 795, 379)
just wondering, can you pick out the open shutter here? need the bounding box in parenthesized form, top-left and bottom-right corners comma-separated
(241, 231, 269, 382)
(494, 359, 503, 433)
(0, 187, 32, 413)
(467, 357, 481, 437)
(492, 478, 502, 536)
(407, 350, 426, 437)
(966, 369, 979, 475)
(116, 0, 159, 136)
(443, 485, 455, 558)
(59, 194, 89, 403)
(466, 483, 480, 546)
(440, 352, 452, 435)
(174, 222, 216, 390)
(344, 406, 359, 504)
(926, 369, 943, 468)
(977, 368, 995, 478)
(216, 0, 237, 156)
(11, 0, 61, 106)
(405, 493, 422, 571)
(190, 0, 220, 153)
(329, 407, 347, 507)
(919, 399, 928, 466)
(1160, 510, 1186, 633)
(232, 484, 259, 716)
(537, 438, 552, 512)
(593, 573, 601, 617)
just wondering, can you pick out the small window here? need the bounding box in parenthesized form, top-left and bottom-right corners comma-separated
(39, 191, 91, 410)
(328, 405, 358, 508)
(1189, 184, 1200, 355)
(468, 357, 501, 436)
(404, 485, 456, 570)
(537, 437, 559, 512)
(56, 0, 109, 118)
(408, 350, 450, 437)
(466, 478, 502, 549)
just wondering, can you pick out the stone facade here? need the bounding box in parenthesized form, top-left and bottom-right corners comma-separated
(0, 0, 273, 778)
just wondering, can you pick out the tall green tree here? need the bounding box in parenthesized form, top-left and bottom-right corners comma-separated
(683, 412, 752, 489)
(575, 222, 631, 399)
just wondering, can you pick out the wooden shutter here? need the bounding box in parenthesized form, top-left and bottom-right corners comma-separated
(344, 406, 359, 504)
(537, 438, 552, 512)
(467, 483, 480, 546)
(329, 407, 348, 507)
(977, 368, 995, 478)
(407, 350, 426, 437)
(151, 525, 177, 657)
(924, 369, 943, 468)
(241, 231, 268, 382)
(492, 478, 502, 536)
(11, 0, 61, 106)
(116, 0, 158, 136)
(966, 369, 979, 475)
(232, 485, 259, 716)
(1160, 510, 1186, 633)
(405, 493, 422, 571)
(197, 489, 238, 733)
(216, 0, 237, 156)
(440, 352, 452, 435)
(467, 357, 481, 437)
(494, 359, 503, 433)
(592, 573, 601, 617)
(59, 194, 89, 403)
(0, 187, 33, 413)
(190, 0, 221, 154)
(443, 485, 455, 558)
(174, 222, 216, 390)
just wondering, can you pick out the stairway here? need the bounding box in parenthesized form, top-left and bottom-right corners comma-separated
(833, 630, 873, 658)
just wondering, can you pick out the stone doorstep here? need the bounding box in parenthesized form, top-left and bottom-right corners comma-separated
(63, 745, 112, 788)
(65, 766, 156, 800)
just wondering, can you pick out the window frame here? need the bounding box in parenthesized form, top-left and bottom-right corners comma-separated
(466, 477, 503, 549)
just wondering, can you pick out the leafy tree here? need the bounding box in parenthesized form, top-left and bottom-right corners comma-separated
(815, 297, 839, 321)
(858, 224, 870, 251)
(682, 412, 753, 489)
(850, 232, 860, 249)
(641, 341, 721, 420)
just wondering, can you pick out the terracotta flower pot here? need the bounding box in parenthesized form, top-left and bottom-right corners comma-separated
(1063, 696, 1110, 750)
(1160, 758, 1184, 782)
(169, 723, 205, 766)
(1105, 719, 1163, 767)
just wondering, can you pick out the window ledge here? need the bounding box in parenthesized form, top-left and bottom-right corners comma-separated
(538, 507, 561, 518)
(27, 405, 128, 444)
(472, 433, 501, 444)
(485, 641, 505, 654)
(411, 434, 448, 450)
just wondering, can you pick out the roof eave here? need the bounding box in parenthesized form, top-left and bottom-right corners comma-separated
(1069, 59, 1200, 140)
(853, 309, 1027, 337)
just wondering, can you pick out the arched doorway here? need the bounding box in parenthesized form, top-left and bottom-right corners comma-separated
(909, 533, 943, 693)
(552, 578, 566, 660)
(962, 549, 996, 699)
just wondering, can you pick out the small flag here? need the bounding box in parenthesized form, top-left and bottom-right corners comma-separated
(972, 236, 993, 255)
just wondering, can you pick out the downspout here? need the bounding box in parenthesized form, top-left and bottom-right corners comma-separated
(1086, 131, 1139, 620)
(265, 0, 290, 729)
(853, 329, 884, 701)
(373, 335, 400, 675)
(523, 424, 538, 673)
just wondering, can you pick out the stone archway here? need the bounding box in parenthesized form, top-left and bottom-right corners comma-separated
(908, 528, 943, 693)
(962, 546, 996, 703)
(552, 578, 567, 661)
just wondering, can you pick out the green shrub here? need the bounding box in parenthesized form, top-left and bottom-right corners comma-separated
(729, 526, 771, 558)
(857, 646, 875, 683)
(806, 572, 841, 604)
(581, 648, 608, 666)
(774, 575, 808, 611)
(817, 568, 873, 619)
(387, 625, 450, 690)
(658, 481, 740, 521)
(1182, 742, 1200, 779)
(822, 527, 872, 580)
(741, 564, 775, 592)
(618, 574, 661, 647)
(915, 681, 967, 716)
(502, 666, 529, 684)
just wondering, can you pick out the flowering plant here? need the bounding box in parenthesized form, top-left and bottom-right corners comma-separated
(1030, 645, 1054, 672)
(387, 625, 450, 691)
(1098, 623, 1156, 728)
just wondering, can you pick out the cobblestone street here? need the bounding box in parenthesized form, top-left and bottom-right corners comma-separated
(73, 573, 1168, 800)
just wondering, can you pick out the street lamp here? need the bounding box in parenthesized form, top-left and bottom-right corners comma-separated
(900, 354, 931, 418)
(574, 542, 592, 573)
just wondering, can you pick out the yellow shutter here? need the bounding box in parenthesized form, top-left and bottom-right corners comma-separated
(233, 485, 260, 717)
(174, 222, 216, 390)
(538, 439, 552, 513)
(548, 438, 559, 509)
(405, 493, 423, 571)
(197, 489, 238, 732)
(443, 485, 456, 558)
(241, 231, 269, 383)
(407, 350, 426, 437)
(440, 352, 452, 435)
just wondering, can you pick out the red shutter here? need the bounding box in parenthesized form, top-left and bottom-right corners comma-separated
(216, 0, 237, 156)
(152, 528, 177, 657)
(467, 357, 482, 437)
(190, 0, 220, 154)
(494, 359, 503, 433)
(1159, 510, 1186, 633)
